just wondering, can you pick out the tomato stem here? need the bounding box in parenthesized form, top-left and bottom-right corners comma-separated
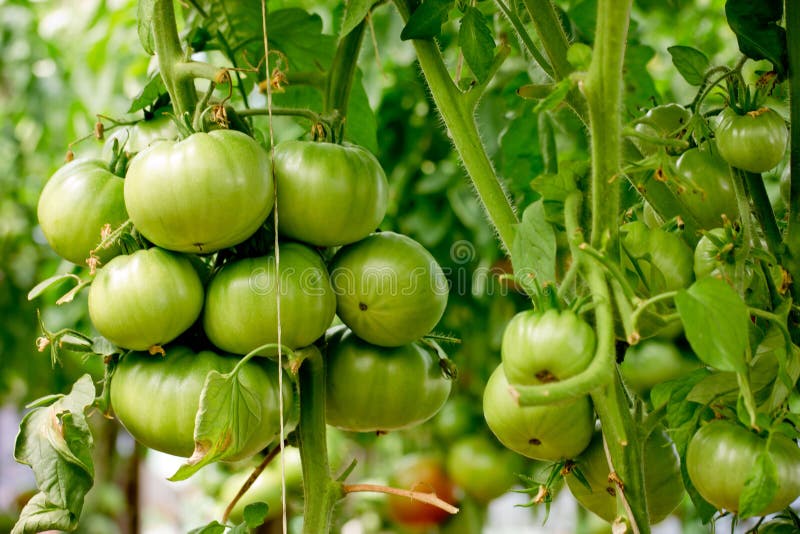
(342, 483, 459, 514)
(325, 21, 367, 141)
(786, 0, 800, 306)
(152, 0, 198, 118)
(221, 443, 283, 524)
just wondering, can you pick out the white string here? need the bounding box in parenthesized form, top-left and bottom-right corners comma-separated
(260, 2, 287, 533)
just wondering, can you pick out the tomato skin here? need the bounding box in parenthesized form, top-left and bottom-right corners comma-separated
(387, 455, 457, 527)
(566, 429, 684, 524)
(482, 364, 594, 461)
(445, 434, 524, 503)
(324, 327, 451, 432)
(203, 242, 336, 355)
(501, 309, 596, 385)
(633, 104, 691, 156)
(715, 107, 788, 173)
(272, 140, 389, 247)
(37, 159, 128, 265)
(686, 420, 800, 515)
(620, 339, 701, 396)
(102, 114, 179, 158)
(330, 232, 448, 347)
(621, 221, 694, 294)
(124, 130, 273, 253)
(110, 346, 293, 458)
(675, 144, 739, 229)
(88, 248, 204, 350)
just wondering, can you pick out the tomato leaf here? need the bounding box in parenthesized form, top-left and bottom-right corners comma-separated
(675, 277, 750, 373)
(27, 273, 81, 301)
(400, 0, 453, 40)
(458, 7, 495, 83)
(679, 461, 717, 523)
(137, 0, 156, 55)
(340, 0, 379, 38)
(530, 160, 585, 222)
(187, 521, 226, 534)
(738, 448, 779, 518)
(650, 369, 709, 454)
(169, 369, 265, 481)
(511, 201, 557, 295)
(725, 0, 788, 78)
(243, 502, 269, 528)
(667, 45, 709, 86)
(533, 78, 572, 114)
(12, 375, 95, 534)
(128, 74, 167, 114)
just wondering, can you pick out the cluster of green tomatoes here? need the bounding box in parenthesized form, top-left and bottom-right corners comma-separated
(36, 116, 452, 464)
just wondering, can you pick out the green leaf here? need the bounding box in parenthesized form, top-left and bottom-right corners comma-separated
(566, 43, 592, 70)
(28, 273, 81, 301)
(667, 45, 709, 86)
(680, 461, 717, 523)
(137, 0, 156, 55)
(12, 375, 95, 534)
(340, 0, 378, 38)
(400, 0, 453, 40)
(739, 448, 778, 518)
(533, 78, 572, 113)
(650, 369, 709, 453)
(11, 492, 77, 534)
(511, 201, 557, 294)
(516, 84, 554, 100)
(675, 277, 750, 373)
(128, 74, 167, 114)
(169, 368, 265, 481)
(243, 502, 269, 528)
(187, 521, 227, 534)
(725, 0, 788, 78)
(458, 7, 495, 83)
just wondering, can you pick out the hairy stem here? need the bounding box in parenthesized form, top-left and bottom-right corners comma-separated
(393, 0, 519, 253)
(152, 0, 197, 117)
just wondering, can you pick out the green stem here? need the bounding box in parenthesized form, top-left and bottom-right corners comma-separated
(297, 347, 342, 534)
(494, 0, 554, 79)
(393, 0, 519, 253)
(237, 107, 325, 123)
(326, 21, 366, 117)
(785, 0, 800, 322)
(743, 171, 782, 256)
(152, 0, 197, 118)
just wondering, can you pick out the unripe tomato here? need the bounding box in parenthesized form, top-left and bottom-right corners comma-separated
(675, 143, 739, 229)
(110, 346, 293, 459)
(124, 130, 273, 253)
(621, 221, 694, 294)
(501, 309, 596, 385)
(715, 107, 788, 173)
(566, 429, 684, 524)
(445, 434, 524, 503)
(482, 364, 594, 461)
(272, 140, 389, 247)
(633, 104, 691, 156)
(330, 232, 448, 347)
(686, 420, 800, 515)
(203, 242, 336, 355)
(88, 248, 203, 350)
(102, 114, 179, 158)
(387, 455, 457, 527)
(324, 327, 451, 432)
(37, 159, 127, 265)
(620, 339, 701, 396)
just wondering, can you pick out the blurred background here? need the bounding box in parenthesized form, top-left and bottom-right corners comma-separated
(0, 0, 758, 532)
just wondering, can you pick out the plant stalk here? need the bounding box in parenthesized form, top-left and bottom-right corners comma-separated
(152, 0, 198, 117)
(783, 0, 800, 304)
(326, 21, 367, 123)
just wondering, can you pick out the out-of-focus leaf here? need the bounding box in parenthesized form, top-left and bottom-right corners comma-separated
(668, 45, 709, 86)
(458, 7, 495, 82)
(400, 0, 453, 40)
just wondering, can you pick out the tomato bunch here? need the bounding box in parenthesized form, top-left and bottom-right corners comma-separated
(36, 127, 451, 460)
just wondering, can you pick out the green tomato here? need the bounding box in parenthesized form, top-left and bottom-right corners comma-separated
(715, 107, 788, 173)
(110, 346, 293, 458)
(482, 364, 594, 461)
(102, 114, 179, 158)
(566, 428, 684, 524)
(501, 309, 596, 385)
(446, 434, 525, 503)
(37, 159, 127, 265)
(324, 327, 451, 432)
(620, 339, 702, 396)
(621, 221, 694, 294)
(432, 396, 480, 441)
(633, 104, 691, 156)
(686, 420, 800, 515)
(330, 232, 448, 347)
(88, 248, 203, 350)
(203, 242, 336, 355)
(124, 130, 273, 253)
(272, 140, 389, 247)
(675, 143, 739, 229)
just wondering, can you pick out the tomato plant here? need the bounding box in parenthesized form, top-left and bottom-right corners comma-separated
(330, 231, 448, 347)
(88, 247, 203, 350)
(124, 130, 274, 253)
(324, 326, 451, 432)
(272, 140, 389, 247)
(715, 107, 788, 173)
(686, 420, 800, 516)
(37, 159, 128, 265)
(203, 242, 337, 355)
(110, 346, 293, 459)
